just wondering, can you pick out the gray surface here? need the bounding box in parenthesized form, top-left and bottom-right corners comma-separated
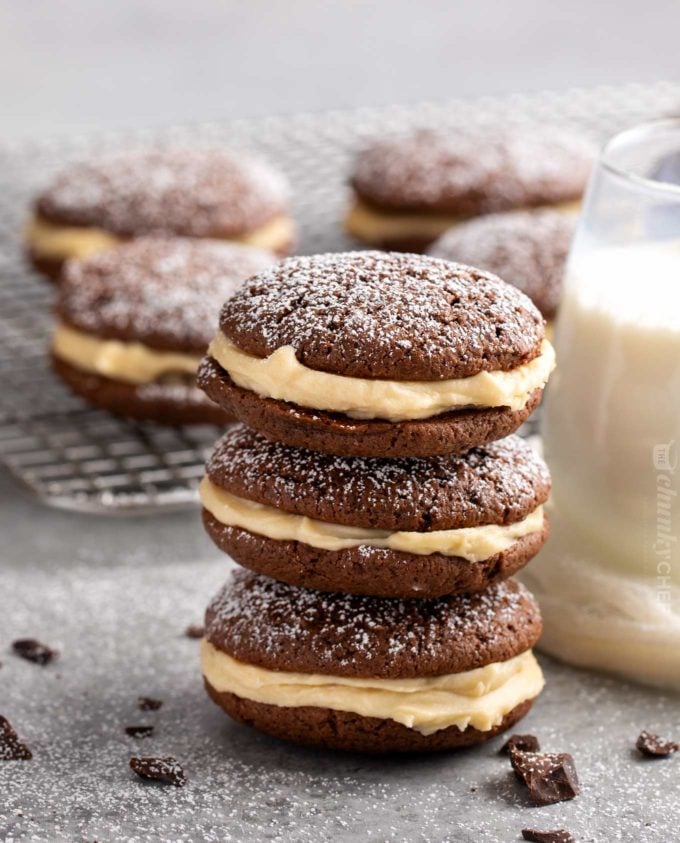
(2, 0, 680, 141)
(1, 466, 679, 843)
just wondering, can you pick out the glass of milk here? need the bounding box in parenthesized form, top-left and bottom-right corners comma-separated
(525, 119, 680, 689)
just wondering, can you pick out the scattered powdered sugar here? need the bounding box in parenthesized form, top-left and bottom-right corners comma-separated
(219, 251, 544, 379)
(205, 570, 537, 677)
(429, 208, 576, 319)
(207, 425, 550, 530)
(37, 146, 290, 237)
(351, 127, 594, 213)
(59, 236, 277, 351)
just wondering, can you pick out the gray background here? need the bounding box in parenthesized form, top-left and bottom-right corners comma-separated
(1, 0, 679, 140)
(1, 3, 679, 842)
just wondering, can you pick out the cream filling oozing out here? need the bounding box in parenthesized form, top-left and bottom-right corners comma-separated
(25, 213, 294, 261)
(344, 197, 582, 245)
(52, 322, 201, 385)
(201, 640, 544, 735)
(200, 477, 544, 561)
(208, 333, 555, 420)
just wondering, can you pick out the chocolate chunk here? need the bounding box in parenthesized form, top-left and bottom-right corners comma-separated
(137, 696, 162, 711)
(130, 756, 186, 787)
(636, 730, 679, 757)
(510, 750, 580, 806)
(125, 725, 154, 738)
(0, 716, 32, 761)
(500, 733, 540, 755)
(12, 638, 58, 666)
(184, 624, 205, 639)
(522, 830, 575, 843)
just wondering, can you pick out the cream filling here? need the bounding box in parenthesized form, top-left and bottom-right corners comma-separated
(25, 213, 294, 261)
(201, 641, 544, 735)
(200, 477, 544, 561)
(208, 333, 555, 420)
(344, 198, 581, 245)
(52, 323, 200, 385)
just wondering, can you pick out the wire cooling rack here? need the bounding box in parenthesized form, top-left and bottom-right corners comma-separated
(1, 81, 678, 513)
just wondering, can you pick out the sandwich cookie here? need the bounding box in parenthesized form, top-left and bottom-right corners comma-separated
(345, 128, 592, 251)
(198, 252, 555, 457)
(52, 237, 277, 425)
(429, 209, 576, 323)
(201, 570, 545, 753)
(27, 147, 294, 279)
(201, 425, 551, 598)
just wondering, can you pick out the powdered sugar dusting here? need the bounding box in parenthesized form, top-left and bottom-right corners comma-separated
(37, 146, 290, 237)
(219, 251, 544, 379)
(351, 128, 594, 213)
(58, 237, 277, 352)
(207, 425, 550, 530)
(205, 570, 540, 678)
(429, 209, 576, 319)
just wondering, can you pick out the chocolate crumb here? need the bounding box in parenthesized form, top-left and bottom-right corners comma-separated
(130, 756, 186, 787)
(184, 624, 205, 639)
(510, 749, 580, 806)
(636, 730, 679, 758)
(137, 696, 162, 711)
(12, 638, 58, 666)
(0, 716, 32, 761)
(125, 725, 154, 738)
(522, 830, 575, 843)
(500, 733, 540, 755)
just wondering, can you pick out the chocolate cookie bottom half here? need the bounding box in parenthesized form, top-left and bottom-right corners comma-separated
(53, 355, 231, 426)
(205, 682, 535, 754)
(201, 572, 544, 753)
(199, 357, 543, 458)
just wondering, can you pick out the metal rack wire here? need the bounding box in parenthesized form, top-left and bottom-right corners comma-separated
(1, 81, 678, 512)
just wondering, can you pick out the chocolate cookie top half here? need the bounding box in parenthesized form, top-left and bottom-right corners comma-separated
(351, 128, 593, 215)
(206, 424, 550, 530)
(57, 237, 277, 354)
(429, 209, 575, 320)
(205, 570, 542, 678)
(36, 147, 290, 238)
(217, 251, 544, 379)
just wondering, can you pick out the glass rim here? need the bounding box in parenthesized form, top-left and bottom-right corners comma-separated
(600, 117, 680, 198)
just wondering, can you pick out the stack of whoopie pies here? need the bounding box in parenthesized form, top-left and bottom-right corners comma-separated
(196, 250, 554, 753)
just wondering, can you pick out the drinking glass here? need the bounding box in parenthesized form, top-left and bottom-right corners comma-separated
(523, 119, 680, 689)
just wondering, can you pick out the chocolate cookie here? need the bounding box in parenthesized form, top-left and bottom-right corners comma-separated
(429, 209, 576, 320)
(52, 236, 277, 425)
(198, 251, 554, 457)
(345, 128, 592, 250)
(201, 570, 544, 752)
(201, 424, 550, 597)
(27, 147, 295, 278)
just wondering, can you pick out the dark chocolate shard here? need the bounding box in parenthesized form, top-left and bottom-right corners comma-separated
(636, 730, 679, 758)
(137, 696, 163, 711)
(130, 756, 186, 787)
(500, 733, 540, 755)
(125, 725, 155, 738)
(522, 830, 575, 843)
(510, 749, 580, 806)
(12, 638, 58, 666)
(184, 624, 205, 639)
(0, 716, 32, 761)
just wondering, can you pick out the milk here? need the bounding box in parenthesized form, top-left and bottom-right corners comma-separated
(526, 240, 680, 687)
(544, 241, 680, 583)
